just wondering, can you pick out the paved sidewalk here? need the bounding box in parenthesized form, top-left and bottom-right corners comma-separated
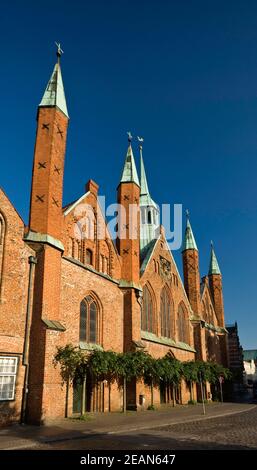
(0, 402, 256, 450)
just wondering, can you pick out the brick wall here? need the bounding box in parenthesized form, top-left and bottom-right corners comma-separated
(141, 234, 194, 347)
(0, 189, 35, 425)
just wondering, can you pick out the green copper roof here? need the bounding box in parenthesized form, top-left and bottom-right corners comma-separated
(209, 244, 221, 275)
(141, 331, 196, 353)
(120, 144, 140, 186)
(140, 152, 158, 209)
(39, 62, 69, 118)
(140, 153, 150, 196)
(243, 350, 257, 361)
(182, 217, 198, 252)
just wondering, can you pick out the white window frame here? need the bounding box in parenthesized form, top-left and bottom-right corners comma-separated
(0, 356, 18, 401)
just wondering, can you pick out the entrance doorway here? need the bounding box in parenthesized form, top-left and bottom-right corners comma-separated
(72, 376, 105, 414)
(160, 383, 181, 405)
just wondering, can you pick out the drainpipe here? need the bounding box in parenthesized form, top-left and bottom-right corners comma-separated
(20, 255, 37, 424)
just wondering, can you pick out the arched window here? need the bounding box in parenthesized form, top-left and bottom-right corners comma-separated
(0, 213, 6, 296)
(177, 302, 189, 344)
(80, 295, 98, 343)
(147, 209, 152, 224)
(85, 249, 93, 266)
(141, 284, 154, 333)
(160, 286, 172, 338)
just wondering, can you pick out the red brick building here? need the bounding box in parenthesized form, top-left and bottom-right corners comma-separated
(0, 51, 228, 424)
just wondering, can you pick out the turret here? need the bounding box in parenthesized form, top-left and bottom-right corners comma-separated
(139, 138, 160, 252)
(25, 45, 69, 423)
(182, 211, 201, 316)
(28, 44, 69, 241)
(117, 133, 140, 284)
(208, 242, 225, 327)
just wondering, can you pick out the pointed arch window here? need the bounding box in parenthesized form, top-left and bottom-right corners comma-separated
(141, 285, 154, 333)
(160, 287, 173, 338)
(80, 296, 98, 343)
(177, 302, 189, 344)
(85, 249, 93, 266)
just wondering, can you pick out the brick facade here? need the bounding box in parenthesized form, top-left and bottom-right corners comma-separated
(0, 189, 35, 424)
(0, 55, 228, 424)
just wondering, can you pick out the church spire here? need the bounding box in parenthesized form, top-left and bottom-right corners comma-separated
(182, 210, 201, 317)
(138, 137, 160, 252)
(208, 241, 221, 275)
(39, 43, 69, 118)
(120, 132, 140, 186)
(140, 142, 150, 197)
(182, 210, 198, 252)
(28, 43, 69, 241)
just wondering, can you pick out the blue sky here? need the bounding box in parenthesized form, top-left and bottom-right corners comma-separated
(0, 0, 256, 349)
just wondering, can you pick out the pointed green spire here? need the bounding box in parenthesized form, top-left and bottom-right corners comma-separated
(138, 137, 160, 251)
(182, 210, 198, 251)
(209, 242, 221, 275)
(39, 44, 69, 118)
(140, 152, 150, 196)
(120, 134, 140, 186)
(139, 139, 157, 209)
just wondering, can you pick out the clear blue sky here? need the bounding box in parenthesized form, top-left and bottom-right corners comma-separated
(0, 0, 256, 349)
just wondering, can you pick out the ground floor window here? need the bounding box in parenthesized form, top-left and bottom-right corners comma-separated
(0, 356, 18, 401)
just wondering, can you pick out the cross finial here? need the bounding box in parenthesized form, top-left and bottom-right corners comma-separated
(127, 131, 132, 143)
(186, 209, 190, 220)
(137, 136, 144, 150)
(55, 42, 64, 62)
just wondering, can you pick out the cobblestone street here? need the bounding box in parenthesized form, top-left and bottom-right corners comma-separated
(1, 404, 255, 451)
(150, 407, 257, 449)
(40, 406, 257, 450)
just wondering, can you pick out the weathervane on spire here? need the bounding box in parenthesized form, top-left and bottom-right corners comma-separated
(55, 42, 64, 62)
(127, 131, 133, 142)
(137, 136, 144, 150)
(186, 209, 190, 220)
(211, 240, 214, 248)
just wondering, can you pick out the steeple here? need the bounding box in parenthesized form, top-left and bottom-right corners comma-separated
(182, 211, 198, 252)
(117, 136, 142, 363)
(140, 151, 150, 198)
(25, 45, 70, 423)
(39, 43, 69, 118)
(208, 242, 221, 275)
(28, 44, 69, 240)
(117, 132, 140, 283)
(208, 242, 224, 329)
(182, 210, 201, 317)
(120, 133, 139, 186)
(138, 137, 160, 252)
